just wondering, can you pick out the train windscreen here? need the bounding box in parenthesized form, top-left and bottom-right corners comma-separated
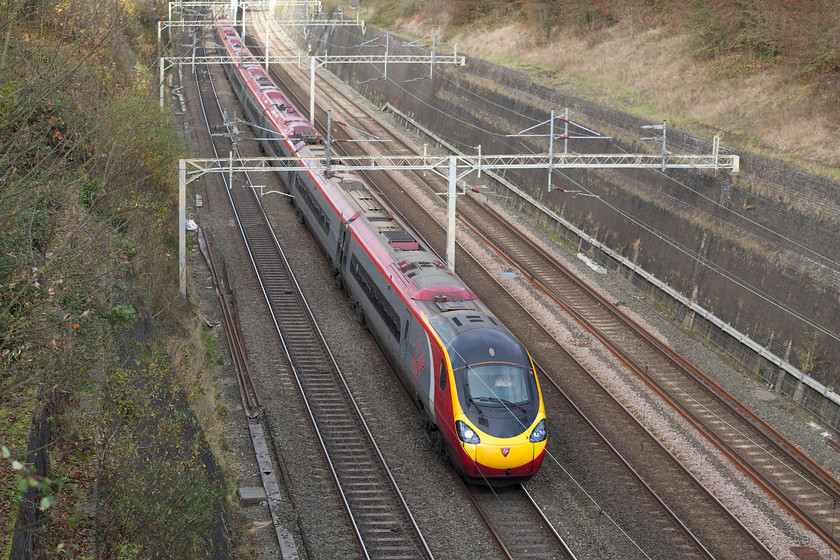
(449, 328, 539, 437)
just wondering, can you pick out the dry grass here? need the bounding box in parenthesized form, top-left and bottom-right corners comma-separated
(391, 18, 840, 178)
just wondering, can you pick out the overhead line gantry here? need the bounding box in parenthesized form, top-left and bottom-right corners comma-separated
(177, 149, 739, 294)
(169, 4, 739, 297)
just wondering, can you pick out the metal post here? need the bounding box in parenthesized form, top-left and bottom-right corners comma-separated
(429, 31, 435, 79)
(325, 110, 332, 176)
(179, 160, 186, 296)
(547, 109, 554, 191)
(157, 21, 163, 108)
(713, 134, 720, 175)
(231, 0, 237, 27)
(310, 55, 316, 122)
(446, 156, 457, 272)
(661, 120, 667, 171)
(264, 17, 270, 71)
(563, 107, 569, 161)
(241, 0, 246, 41)
(159, 57, 165, 108)
(384, 32, 389, 80)
(454, 42, 459, 87)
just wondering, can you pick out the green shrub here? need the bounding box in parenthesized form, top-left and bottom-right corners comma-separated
(79, 179, 103, 208)
(111, 304, 137, 324)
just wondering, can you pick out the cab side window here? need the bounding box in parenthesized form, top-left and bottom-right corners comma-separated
(439, 362, 447, 391)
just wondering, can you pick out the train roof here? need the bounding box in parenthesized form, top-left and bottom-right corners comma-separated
(217, 20, 477, 308)
(333, 173, 476, 302)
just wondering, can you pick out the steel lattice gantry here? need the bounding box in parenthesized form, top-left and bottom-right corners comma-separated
(177, 152, 739, 294)
(159, 50, 465, 108)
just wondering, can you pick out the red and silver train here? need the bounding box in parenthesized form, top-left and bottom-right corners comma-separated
(215, 20, 546, 483)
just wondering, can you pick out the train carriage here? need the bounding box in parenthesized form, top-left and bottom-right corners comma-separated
(215, 20, 546, 483)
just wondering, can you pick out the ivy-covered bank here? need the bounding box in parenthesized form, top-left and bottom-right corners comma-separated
(1, 1, 234, 557)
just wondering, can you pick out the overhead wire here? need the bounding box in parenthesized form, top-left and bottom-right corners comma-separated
(331, 26, 839, 268)
(443, 342, 653, 559)
(326, 28, 840, 345)
(283, 18, 741, 554)
(552, 165, 840, 344)
(610, 142, 840, 270)
(264, 18, 840, 554)
(315, 27, 618, 510)
(294, 0, 840, 436)
(227, 24, 433, 555)
(314, 28, 539, 149)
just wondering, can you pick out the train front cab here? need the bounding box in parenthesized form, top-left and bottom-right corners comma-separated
(442, 327, 547, 484)
(452, 417, 547, 483)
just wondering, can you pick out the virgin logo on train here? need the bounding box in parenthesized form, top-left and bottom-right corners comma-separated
(411, 354, 425, 378)
(411, 335, 425, 378)
(501, 447, 511, 457)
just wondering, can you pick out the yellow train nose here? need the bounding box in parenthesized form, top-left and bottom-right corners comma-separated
(475, 440, 534, 470)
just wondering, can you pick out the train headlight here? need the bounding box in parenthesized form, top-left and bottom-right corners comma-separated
(456, 420, 480, 444)
(529, 419, 546, 443)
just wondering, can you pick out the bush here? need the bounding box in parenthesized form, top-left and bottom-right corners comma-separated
(79, 179, 103, 208)
(2, 1, 214, 556)
(111, 304, 137, 325)
(686, 0, 839, 78)
(448, 0, 504, 28)
(98, 346, 227, 559)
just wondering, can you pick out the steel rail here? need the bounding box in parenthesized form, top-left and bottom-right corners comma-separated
(248, 27, 585, 557)
(519, 484, 578, 560)
(454, 474, 578, 560)
(268, 45, 779, 559)
(199, 226, 260, 409)
(252, 25, 746, 559)
(448, 209, 773, 557)
(194, 24, 433, 559)
(467, 201, 840, 557)
(269, 28, 835, 551)
(191, 27, 263, 411)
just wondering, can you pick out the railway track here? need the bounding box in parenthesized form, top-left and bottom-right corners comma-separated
(238, 31, 586, 557)
(466, 483, 575, 560)
(465, 201, 840, 555)
(243, 19, 818, 557)
(243, 20, 740, 557)
(191, 23, 433, 559)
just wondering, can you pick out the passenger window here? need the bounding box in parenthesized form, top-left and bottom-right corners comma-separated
(439, 362, 447, 391)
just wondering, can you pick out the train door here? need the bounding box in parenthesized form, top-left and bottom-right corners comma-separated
(400, 316, 433, 415)
(432, 346, 454, 439)
(333, 228, 349, 289)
